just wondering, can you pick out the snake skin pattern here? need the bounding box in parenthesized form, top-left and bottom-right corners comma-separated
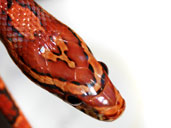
(0, 0, 125, 122)
(0, 77, 31, 128)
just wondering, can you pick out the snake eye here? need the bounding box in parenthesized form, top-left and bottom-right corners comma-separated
(67, 95, 82, 106)
(99, 61, 109, 74)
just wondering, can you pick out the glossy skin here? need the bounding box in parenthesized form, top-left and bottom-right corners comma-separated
(0, 77, 31, 128)
(0, 0, 125, 121)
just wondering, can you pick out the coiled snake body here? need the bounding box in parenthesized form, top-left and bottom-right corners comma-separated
(0, 0, 125, 126)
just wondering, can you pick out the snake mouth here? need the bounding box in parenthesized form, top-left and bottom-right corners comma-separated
(74, 98, 125, 121)
(96, 88, 126, 121)
(101, 99, 126, 121)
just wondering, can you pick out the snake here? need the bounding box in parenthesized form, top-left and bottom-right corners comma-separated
(0, 0, 125, 123)
(0, 77, 31, 128)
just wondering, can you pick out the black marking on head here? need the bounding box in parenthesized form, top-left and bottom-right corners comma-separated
(57, 58, 62, 61)
(15, 0, 31, 8)
(2, 10, 6, 15)
(88, 64, 94, 73)
(41, 82, 64, 91)
(52, 47, 62, 56)
(82, 93, 88, 97)
(7, 0, 13, 9)
(80, 108, 86, 113)
(64, 51, 75, 64)
(19, 55, 54, 78)
(66, 95, 82, 106)
(87, 45, 93, 54)
(21, 69, 66, 98)
(8, 38, 12, 42)
(71, 81, 81, 85)
(39, 7, 44, 12)
(27, 4, 32, 10)
(63, 39, 68, 45)
(87, 77, 96, 88)
(83, 52, 88, 60)
(31, 68, 52, 77)
(34, 1, 39, 7)
(34, 32, 38, 37)
(33, 77, 65, 97)
(86, 78, 97, 95)
(93, 108, 100, 115)
(58, 77, 67, 82)
(32, 9, 38, 16)
(57, 46, 62, 55)
(11, 26, 24, 37)
(64, 51, 68, 55)
(49, 36, 53, 42)
(95, 74, 106, 95)
(50, 36, 62, 56)
(101, 73, 105, 86)
(7, 16, 12, 26)
(81, 78, 98, 96)
(17, 2, 27, 7)
(96, 88, 103, 96)
(12, 27, 19, 33)
(99, 61, 109, 75)
(67, 27, 82, 46)
(7, 22, 11, 27)
(18, 57, 66, 98)
(40, 21, 43, 26)
(57, 58, 68, 66)
(18, 33, 23, 38)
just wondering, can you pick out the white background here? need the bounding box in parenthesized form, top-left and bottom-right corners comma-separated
(0, 0, 171, 127)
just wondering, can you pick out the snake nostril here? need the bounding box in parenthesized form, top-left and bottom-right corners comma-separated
(66, 95, 82, 106)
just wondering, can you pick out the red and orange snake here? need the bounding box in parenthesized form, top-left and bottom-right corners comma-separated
(0, 0, 125, 127)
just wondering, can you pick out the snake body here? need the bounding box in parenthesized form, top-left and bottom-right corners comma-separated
(0, 0, 125, 121)
(0, 77, 31, 128)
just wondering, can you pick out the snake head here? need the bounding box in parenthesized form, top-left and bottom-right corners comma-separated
(66, 70, 125, 121)
(0, 0, 125, 122)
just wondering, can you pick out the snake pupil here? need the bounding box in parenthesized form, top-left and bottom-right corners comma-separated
(67, 95, 82, 106)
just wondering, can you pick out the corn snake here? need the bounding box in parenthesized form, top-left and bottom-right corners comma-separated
(0, 77, 31, 128)
(0, 0, 125, 126)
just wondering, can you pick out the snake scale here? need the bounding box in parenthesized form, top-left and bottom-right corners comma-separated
(0, 0, 125, 126)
